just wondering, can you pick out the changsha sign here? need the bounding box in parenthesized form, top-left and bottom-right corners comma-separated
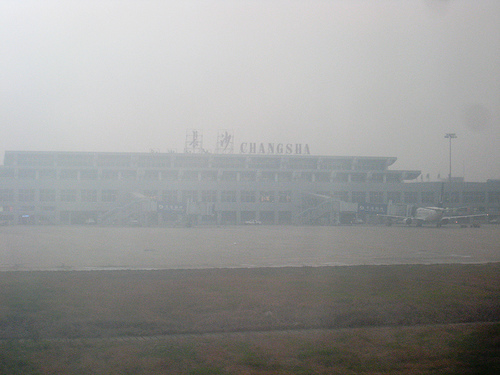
(240, 143, 310, 155)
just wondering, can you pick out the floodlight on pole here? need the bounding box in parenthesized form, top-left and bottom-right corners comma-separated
(444, 133, 457, 182)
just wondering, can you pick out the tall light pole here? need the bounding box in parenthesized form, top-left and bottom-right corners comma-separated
(444, 133, 457, 182)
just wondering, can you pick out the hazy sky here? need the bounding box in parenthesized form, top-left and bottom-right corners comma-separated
(1, 0, 499, 181)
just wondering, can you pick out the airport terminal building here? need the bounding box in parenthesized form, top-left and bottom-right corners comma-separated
(0, 150, 499, 225)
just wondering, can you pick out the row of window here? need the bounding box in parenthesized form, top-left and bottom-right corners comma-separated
(8, 152, 389, 171)
(0, 169, 401, 183)
(1, 189, 498, 205)
(0, 189, 294, 204)
(316, 191, 500, 205)
(219, 211, 293, 224)
(352, 191, 500, 204)
(142, 190, 293, 203)
(0, 189, 118, 203)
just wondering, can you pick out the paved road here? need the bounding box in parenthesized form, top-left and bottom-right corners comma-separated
(1, 225, 499, 271)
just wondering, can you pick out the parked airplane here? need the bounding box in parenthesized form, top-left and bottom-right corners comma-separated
(378, 207, 487, 227)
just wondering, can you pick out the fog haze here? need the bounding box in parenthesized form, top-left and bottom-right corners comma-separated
(1, 0, 499, 181)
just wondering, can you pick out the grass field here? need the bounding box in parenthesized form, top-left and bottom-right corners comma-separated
(1, 323, 498, 374)
(1, 263, 499, 374)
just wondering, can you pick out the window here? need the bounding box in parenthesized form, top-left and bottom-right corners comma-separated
(182, 171, 199, 181)
(248, 157, 280, 169)
(143, 170, 160, 180)
(220, 190, 236, 203)
(58, 153, 94, 167)
(60, 189, 77, 202)
(162, 171, 178, 181)
(81, 189, 98, 202)
(220, 211, 237, 224)
(60, 169, 78, 179)
(182, 190, 198, 202)
(0, 169, 15, 178)
(201, 172, 217, 181)
(421, 191, 435, 204)
(80, 169, 98, 180)
(121, 170, 137, 180)
(489, 191, 500, 204)
(97, 154, 130, 167)
(144, 190, 158, 199)
(240, 190, 256, 203)
(201, 190, 217, 202)
(315, 172, 330, 183)
(18, 189, 35, 202)
(212, 157, 245, 168)
(403, 192, 418, 203)
(319, 159, 352, 170)
(386, 174, 401, 183)
(220, 171, 237, 181)
(259, 211, 275, 223)
(333, 173, 349, 182)
(278, 211, 292, 224)
(277, 172, 293, 182)
(174, 156, 208, 168)
(102, 190, 118, 202)
(369, 174, 384, 183)
(387, 192, 401, 204)
(352, 191, 366, 203)
(278, 191, 292, 203)
(19, 205, 35, 211)
(355, 159, 387, 171)
(39, 189, 56, 202)
(240, 172, 256, 181)
(137, 154, 172, 168)
(369, 191, 384, 203)
(162, 190, 178, 202)
(288, 158, 318, 169)
(0, 189, 14, 201)
(443, 192, 460, 204)
(39, 169, 57, 179)
(463, 191, 485, 203)
(18, 169, 36, 179)
(259, 191, 275, 203)
(333, 191, 349, 202)
(102, 170, 119, 179)
(241, 211, 256, 221)
(350, 173, 367, 183)
(295, 172, 313, 182)
(260, 172, 276, 182)
(18, 153, 54, 166)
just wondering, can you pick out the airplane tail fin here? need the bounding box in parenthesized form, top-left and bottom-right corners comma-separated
(438, 182, 445, 208)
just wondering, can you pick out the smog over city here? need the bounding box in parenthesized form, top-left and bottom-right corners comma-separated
(1, 0, 499, 181)
(1, 1, 499, 373)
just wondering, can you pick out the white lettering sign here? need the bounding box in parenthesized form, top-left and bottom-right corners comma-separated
(240, 143, 310, 155)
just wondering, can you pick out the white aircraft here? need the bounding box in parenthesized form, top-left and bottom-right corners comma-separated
(378, 207, 487, 227)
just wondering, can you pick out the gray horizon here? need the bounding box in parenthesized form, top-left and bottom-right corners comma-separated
(1, 0, 499, 181)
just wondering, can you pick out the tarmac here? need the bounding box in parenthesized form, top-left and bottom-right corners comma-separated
(1, 224, 499, 271)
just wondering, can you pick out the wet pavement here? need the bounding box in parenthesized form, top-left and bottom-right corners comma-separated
(1, 225, 499, 271)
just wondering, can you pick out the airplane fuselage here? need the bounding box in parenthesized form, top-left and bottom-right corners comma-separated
(380, 206, 486, 228)
(414, 207, 445, 224)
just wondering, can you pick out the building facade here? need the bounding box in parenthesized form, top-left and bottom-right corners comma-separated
(0, 151, 498, 225)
